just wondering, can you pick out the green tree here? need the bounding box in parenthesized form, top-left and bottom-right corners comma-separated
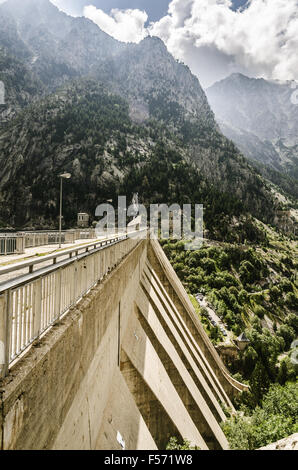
(166, 437, 199, 450)
(250, 361, 271, 405)
(277, 324, 296, 350)
(222, 383, 298, 450)
(277, 360, 288, 385)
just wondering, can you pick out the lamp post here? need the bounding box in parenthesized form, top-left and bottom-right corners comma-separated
(58, 173, 71, 248)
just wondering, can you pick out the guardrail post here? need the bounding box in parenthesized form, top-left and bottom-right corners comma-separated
(94, 253, 98, 283)
(0, 291, 10, 378)
(72, 260, 78, 302)
(55, 270, 62, 321)
(33, 279, 42, 340)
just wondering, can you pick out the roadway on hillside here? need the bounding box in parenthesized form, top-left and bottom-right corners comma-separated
(195, 295, 234, 345)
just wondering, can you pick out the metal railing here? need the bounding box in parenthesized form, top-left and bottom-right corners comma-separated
(0, 230, 89, 255)
(0, 231, 146, 378)
(22, 231, 76, 248)
(74, 229, 96, 240)
(24, 233, 48, 248)
(0, 236, 25, 255)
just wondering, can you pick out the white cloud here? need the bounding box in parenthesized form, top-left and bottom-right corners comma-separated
(83, 5, 148, 43)
(150, 0, 298, 87)
(51, 0, 298, 87)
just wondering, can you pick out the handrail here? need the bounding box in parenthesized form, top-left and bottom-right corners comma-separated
(0, 234, 22, 238)
(0, 229, 95, 255)
(0, 230, 147, 378)
(0, 236, 125, 294)
(0, 236, 25, 255)
(0, 233, 127, 277)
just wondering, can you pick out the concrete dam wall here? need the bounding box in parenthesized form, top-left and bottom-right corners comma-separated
(0, 237, 247, 450)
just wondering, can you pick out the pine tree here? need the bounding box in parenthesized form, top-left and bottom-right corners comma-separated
(250, 361, 270, 405)
(277, 360, 288, 386)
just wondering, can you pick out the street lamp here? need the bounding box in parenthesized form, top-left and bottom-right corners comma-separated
(58, 173, 71, 248)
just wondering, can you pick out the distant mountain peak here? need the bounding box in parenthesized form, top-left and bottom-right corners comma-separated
(210, 73, 269, 90)
(229, 72, 251, 80)
(138, 35, 169, 52)
(141, 35, 165, 45)
(206, 72, 298, 192)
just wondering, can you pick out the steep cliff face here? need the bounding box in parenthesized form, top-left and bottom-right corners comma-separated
(96, 37, 214, 125)
(0, 1, 212, 126)
(1, 0, 123, 68)
(0, 0, 277, 230)
(0, 0, 124, 96)
(207, 73, 298, 179)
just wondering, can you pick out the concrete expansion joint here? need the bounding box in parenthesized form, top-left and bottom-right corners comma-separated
(0, 389, 3, 451)
(86, 396, 92, 449)
(77, 341, 88, 377)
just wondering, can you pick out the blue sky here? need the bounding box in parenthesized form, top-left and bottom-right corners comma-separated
(52, 0, 249, 22)
(90, 1, 170, 22)
(231, 0, 249, 11)
(51, 0, 169, 20)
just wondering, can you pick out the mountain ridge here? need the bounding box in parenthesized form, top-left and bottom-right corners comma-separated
(0, 0, 287, 235)
(206, 73, 298, 186)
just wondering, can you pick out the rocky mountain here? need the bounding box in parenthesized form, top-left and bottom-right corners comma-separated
(206, 74, 298, 195)
(0, 0, 124, 101)
(0, 0, 285, 234)
(0, 0, 123, 68)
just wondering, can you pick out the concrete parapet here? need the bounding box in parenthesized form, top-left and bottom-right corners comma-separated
(0, 237, 247, 450)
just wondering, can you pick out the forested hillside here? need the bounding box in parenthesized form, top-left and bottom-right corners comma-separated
(0, 79, 276, 235)
(0, 0, 285, 233)
(161, 225, 298, 449)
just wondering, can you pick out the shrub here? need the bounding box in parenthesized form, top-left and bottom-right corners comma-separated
(285, 292, 298, 309)
(239, 261, 257, 285)
(201, 258, 217, 275)
(279, 280, 293, 293)
(285, 314, 298, 334)
(276, 324, 296, 350)
(222, 383, 298, 450)
(166, 437, 199, 450)
(253, 304, 266, 319)
(270, 286, 281, 302)
(238, 289, 248, 304)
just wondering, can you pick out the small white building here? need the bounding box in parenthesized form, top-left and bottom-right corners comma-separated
(235, 332, 250, 351)
(77, 213, 89, 228)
